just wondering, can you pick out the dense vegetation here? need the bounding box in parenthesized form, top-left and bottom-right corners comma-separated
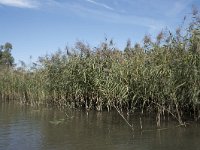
(0, 42, 14, 68)
(0, 9, 200, 126)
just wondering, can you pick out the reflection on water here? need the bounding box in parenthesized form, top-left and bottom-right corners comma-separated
(0, 102, 200, 150)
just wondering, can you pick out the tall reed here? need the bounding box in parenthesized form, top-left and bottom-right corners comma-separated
(0, 9, 200, 126)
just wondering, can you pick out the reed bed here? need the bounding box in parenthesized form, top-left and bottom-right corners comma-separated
(0, 10, 200, 126)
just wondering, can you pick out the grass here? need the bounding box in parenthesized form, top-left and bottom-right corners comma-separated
(0, 9, 200, 127)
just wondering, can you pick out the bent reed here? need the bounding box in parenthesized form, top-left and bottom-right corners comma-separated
(0, 10, 200, 126)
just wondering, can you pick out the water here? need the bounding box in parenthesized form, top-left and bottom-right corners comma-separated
(0, 102, 200, 150)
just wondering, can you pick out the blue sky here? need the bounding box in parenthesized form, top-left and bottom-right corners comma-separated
(0, 0, 199, 64)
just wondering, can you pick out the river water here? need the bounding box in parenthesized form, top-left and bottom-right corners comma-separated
(0, 102, 200, 150)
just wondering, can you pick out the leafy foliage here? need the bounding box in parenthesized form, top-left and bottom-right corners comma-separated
(0, 42, 14, 68)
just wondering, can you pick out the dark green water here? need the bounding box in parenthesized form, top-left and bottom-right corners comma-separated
(0, 102, 200, 150)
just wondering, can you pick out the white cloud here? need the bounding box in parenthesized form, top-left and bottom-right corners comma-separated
(44, 0, 62, 7)
(68, 3, 165, 32)
(0, 0, 39, 8)
(86, 0, 114, 10)
(0, 0, 165, 32)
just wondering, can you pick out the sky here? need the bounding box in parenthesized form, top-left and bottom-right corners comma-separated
(0, 0, 199, 65)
